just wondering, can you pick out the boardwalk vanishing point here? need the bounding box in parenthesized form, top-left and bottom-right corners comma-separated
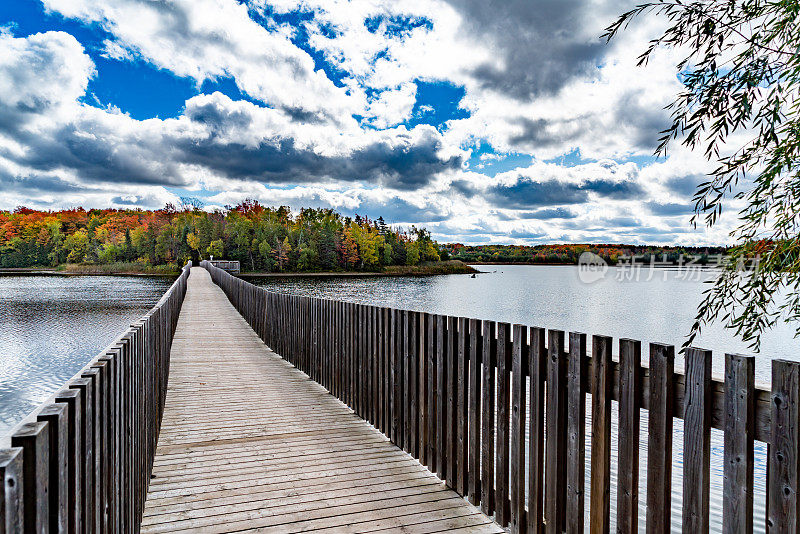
(140, 268, 503, 533)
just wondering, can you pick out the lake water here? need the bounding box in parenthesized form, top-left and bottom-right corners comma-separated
(1, 265, 795, 531)
(0, 275, 174, 435)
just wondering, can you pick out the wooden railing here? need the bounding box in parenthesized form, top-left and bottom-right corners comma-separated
(202, 261, 798, 533)
(0, 261, 191, 533)
(208, 259, 240, 274)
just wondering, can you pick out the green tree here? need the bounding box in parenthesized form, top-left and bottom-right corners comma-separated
(64, 229, 89, 263)
(207, 239, 223, 259)
(605, 1, 800, 350)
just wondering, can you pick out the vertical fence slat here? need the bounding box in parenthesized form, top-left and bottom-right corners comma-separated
(510, 324, 526, 534)
(528, 327, 546, 533)
(427, 312, 437, 473)
(447, 316, 458, 489)
(481, 320, 496, 517)
(436, 314, 448, 481)
(0, 448, 23, 533)
(723, 353, 754, 534)
(545, 329, 567, 534)
(590, 335, 612, 534)
(617, 339, 641, 534)
(468, 318, 481, 506)
(768, 359, 800, 532)
(646, 342, 675, 534)
(36, 403, 68, 533)
(566, 332, 587, 534)
(456, 317, 469, 496)
(10, 422, 49, 532)
(495, 322, 511, 526)
(683, 347, 712, 534)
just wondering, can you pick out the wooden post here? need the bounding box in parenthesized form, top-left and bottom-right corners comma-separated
(617, 339, 641, 534)
(55, 387, 83, 533)
(456, 316, 468, 495)
(566, 332, 587, 534)
(36, 404, 68, 532)
(436, 314, 448, 481)
(528, 327, 546, 533)
(481, 320, 496, 517)
(0, 448, 23, 533)
(683, 347, 712, 533)
(495, 321, 511, 526)
(11, 422, 49, 533)
(768, 359, 800, 532)
(510, 324, 527, 534)
(427, 312, 437, 473)
(590, 335, 612, 534)
(646, 343, 674, 534)
(545, 329, 567, 534)
(723, 353, 754, 534)
(468, 318, 481, 506)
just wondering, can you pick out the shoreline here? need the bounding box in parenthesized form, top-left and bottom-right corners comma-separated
(0, 260, 479, 277)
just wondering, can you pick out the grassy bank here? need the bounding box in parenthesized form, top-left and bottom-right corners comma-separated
(241, 260, 478, 277)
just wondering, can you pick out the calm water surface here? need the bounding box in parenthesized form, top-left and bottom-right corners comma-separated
(2, 265, 794, 531)
(249, 264, 794, 532)
(0, 275, 174, 435)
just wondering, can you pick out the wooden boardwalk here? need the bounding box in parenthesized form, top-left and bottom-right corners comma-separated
(141, 268, 502, 533)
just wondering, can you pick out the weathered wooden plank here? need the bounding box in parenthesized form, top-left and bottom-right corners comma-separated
(545, 329, 567, 534)
(510, 324, 526, 534)
(683, 347, 712, 533)
(36, 403, 68, 533)
(528, 327, 546, 534)
(723, 353, 754, 534)
(768, 359, 800, 532)
(495, 322, 511, 526)
(436, 314, 448, 481)
(409, 311, 419, 459)
(566, 332, 587, 534)
(617, 338, 641, 534)
(456, 316, 469, 496)
(590, 335, 612, 534)
(0, 448, 23, 533)
(446, 316, 458, 489)
(468, 318, 481, 506)
(427, 312, 437, 473)
(646, 343, 674, 534)
(481, 320, 496, 517)
(11, 422, 49, 533)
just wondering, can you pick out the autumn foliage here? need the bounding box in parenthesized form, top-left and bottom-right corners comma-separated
(0, 201, 442, 272)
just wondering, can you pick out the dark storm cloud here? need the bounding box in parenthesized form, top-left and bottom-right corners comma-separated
(442, 0, 614, 98)
(664, 174, 704, 196)
(646, 201, 693, 216)
(174, 130, 460, 190)
(582, 178, 643, 199)
(519, 207, 577, 219)
(455, 175, 642, 209)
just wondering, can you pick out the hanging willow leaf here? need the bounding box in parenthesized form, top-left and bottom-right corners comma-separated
(604, 0, 800, 351)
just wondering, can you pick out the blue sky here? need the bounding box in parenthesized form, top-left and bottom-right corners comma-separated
(0, 0, 727, 245)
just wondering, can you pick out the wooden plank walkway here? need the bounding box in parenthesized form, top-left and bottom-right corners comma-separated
(141, 268, 503, 533)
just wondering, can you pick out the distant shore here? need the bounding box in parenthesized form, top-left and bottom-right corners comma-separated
(241, 260, 479, 277)
(0, 260, 479, 277)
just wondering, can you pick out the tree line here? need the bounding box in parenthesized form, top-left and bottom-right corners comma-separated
(446, 243, 729, 265)
(0, 201, 442, 272)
